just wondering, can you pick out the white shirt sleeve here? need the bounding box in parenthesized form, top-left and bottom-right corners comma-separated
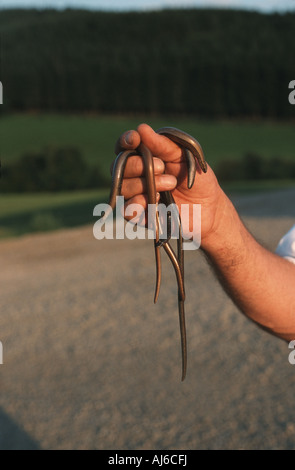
(275, 225, 295, 264)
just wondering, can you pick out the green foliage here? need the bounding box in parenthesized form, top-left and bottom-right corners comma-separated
(243, 153, 265, 180)
(1, 9, 295, 117)
(216, 153, 295, 181)
(2, 114, 295, 170)
(0, 146, 109, 192)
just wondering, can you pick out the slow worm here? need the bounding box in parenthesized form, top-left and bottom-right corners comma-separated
(101, 127, 207, 381)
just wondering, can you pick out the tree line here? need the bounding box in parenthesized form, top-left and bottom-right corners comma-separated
(1, 147, 295, 193)
(0, 148, 108, 192)
(0, 8, 294, 117)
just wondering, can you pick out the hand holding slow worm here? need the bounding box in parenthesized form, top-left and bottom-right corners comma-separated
(109, 123, 214, 380)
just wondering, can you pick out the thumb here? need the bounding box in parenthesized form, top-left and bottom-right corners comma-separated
(114, 129, 141, 155)
(137, 123, 182, 163)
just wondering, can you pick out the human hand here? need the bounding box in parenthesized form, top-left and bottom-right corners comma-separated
(114, 123, 225, 244)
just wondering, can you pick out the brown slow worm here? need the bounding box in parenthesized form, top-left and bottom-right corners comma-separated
(100, 127, 207, 381)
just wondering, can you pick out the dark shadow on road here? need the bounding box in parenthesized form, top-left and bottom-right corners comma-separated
(0, 408, 40, 450)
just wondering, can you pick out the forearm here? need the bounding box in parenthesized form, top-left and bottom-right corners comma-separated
(200, 189, 295, 341)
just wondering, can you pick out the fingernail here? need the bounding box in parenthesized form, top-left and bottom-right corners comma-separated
(156, 192, 161, 202)
(124, 131, 133, 146)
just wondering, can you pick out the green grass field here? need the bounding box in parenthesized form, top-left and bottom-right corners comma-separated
(2, 114, 295, 171)
(0, 189, 109, 238)
(1, 114, 294, 238)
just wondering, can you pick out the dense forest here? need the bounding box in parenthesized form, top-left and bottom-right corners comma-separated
(0, 8, 294, 118)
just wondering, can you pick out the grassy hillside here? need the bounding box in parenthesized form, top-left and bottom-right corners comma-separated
(0, 189, 108, 238)
(0, 113, 294, 238)
(2, 114, 295, 175)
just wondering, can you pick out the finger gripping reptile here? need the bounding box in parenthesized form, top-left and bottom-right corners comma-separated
(102, 127, 207, 381)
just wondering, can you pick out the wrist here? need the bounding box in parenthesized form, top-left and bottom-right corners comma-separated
(200, 189, 248, 264)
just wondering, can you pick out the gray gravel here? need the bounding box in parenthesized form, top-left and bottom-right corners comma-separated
(0, 188, 295, 450)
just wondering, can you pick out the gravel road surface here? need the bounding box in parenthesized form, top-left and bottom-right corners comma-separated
(0, 188, 295, 450)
